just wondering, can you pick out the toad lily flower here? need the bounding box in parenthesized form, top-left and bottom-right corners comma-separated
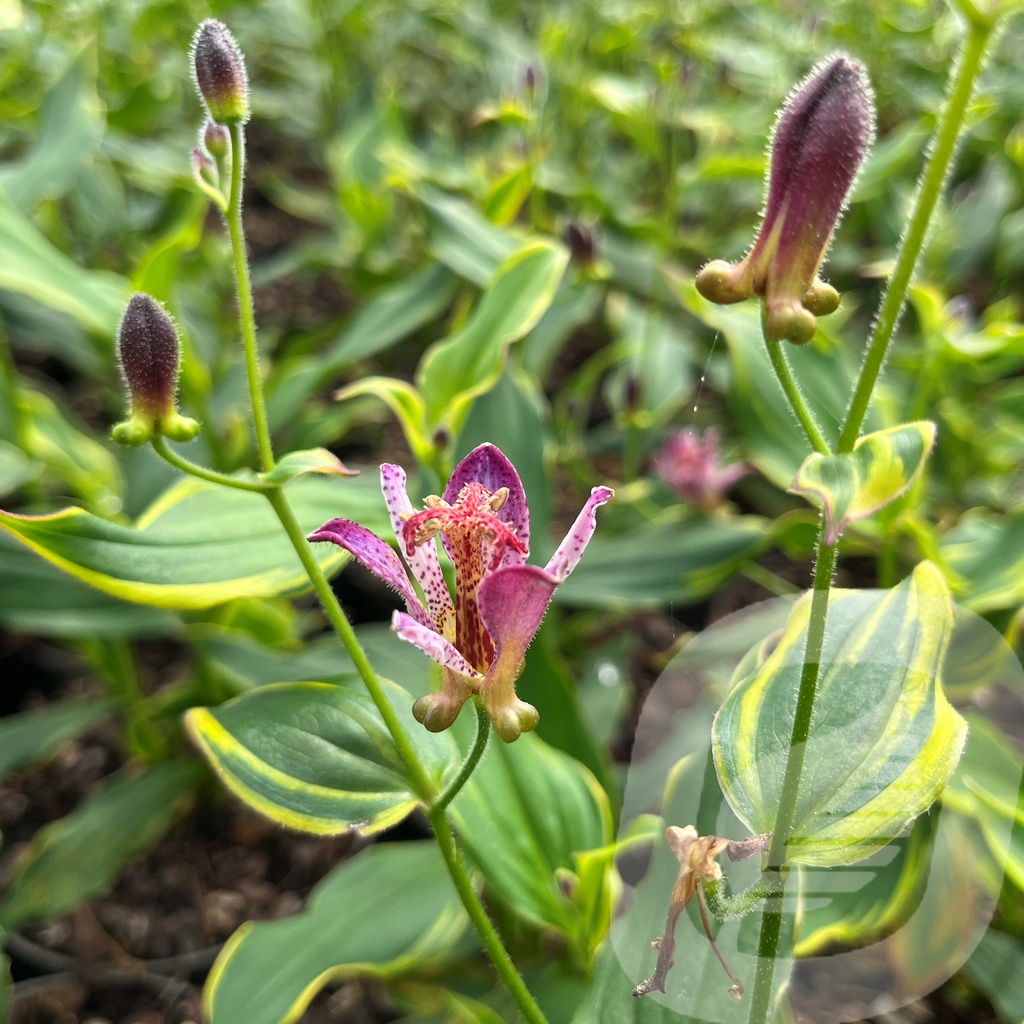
(696, 54, 875, 344)
(309, 444, 613, 742)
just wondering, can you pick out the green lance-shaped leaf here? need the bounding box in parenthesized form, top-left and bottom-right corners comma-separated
(186, 680, 457, 835)
(203, 842, 467, 1024)
(712, 561, 967, 867)
(417, 239, 568, 433)
(789, 421, 936, 544)
(0, 185, 126, 336)
(0, 474, 388, 610)
(0, 698, 117, 780)
(0, 760, 198, 931)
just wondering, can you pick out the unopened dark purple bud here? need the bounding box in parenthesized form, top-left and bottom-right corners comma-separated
(765, 54, 874, 258)
(118, 294, 182, 418)
(564, 220, 598, 267)
(191, 19, 249, 124)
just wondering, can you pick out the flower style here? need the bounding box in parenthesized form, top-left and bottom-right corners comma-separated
(696, 54, 875, 344)
(309, 444, 613, 742)
(653, 427, 752, 509)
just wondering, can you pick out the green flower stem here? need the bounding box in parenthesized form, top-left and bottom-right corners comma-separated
(150, 436, 271, 493)
(434, 700, 491, 812)
(428, 804, 551, 1024)
(763, 326, 830, 456)
(221, 118, 545, 1024)
(263, 487, 435, 800)
(747, 537, 837, 1023)
(227, 122, 276, 473)
(267, 488, 548, 1024)
(745, 29, 994, 1021)
(837, 20, 993, 455)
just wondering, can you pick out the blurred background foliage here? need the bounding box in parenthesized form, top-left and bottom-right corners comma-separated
(2, 0, 1024, 1021)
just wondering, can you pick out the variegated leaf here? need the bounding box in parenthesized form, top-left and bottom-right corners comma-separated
(712, 561, 967, 866)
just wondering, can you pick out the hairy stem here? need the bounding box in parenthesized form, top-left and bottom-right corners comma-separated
(226, 122, 275, 473)
(429, 806, 551, 1024)
(763, 325, 830, 456)
(222, 118, 546, 1024)
(150, 436, 271, 493)
(746, 538, 836, 1023)
(838, 21, 993, 454)
(434, 701, 491, 812)
(745, 24, 993, 1023)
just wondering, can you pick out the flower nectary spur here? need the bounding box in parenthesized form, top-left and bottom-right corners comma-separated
(309, 443, 613, 742)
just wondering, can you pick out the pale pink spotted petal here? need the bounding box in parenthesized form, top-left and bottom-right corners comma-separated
(443, 443, 530, 566)
(391, 611, 484, 681)
(308, 519, 432, 629)
(380, 464, 455, 623)
(544, 486, 614, 581)
(477, 565, 558, 684)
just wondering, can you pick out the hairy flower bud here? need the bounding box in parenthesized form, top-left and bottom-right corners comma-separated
(112, 294, 199, 446)
(191, 19, 249, 125)
(202, 119, 230, 159)
(696, 54, 875, 344)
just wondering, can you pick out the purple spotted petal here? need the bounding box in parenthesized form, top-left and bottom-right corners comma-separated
(443, 443, 530, 566)
(477, 564, 558, 685)
(391, 611, 484, 681)
(544, 486, 613, 582)
(308, 519, 432, 629)
(380, 464, 455, 624)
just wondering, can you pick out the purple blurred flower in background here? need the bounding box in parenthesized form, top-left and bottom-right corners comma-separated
(310, 444, 613, 742)
(653, 428, 752, 509)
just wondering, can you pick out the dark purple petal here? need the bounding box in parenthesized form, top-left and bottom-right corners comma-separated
(544, 486, 613, 581)
(392, 612, 484, 681)
(308, 519, 432, 628)
(443, 444, 530, 566)
(380, 464, 454, 624)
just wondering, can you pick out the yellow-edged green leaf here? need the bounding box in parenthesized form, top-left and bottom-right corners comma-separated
(0, 473, 386, 610)
(259, 448, 357, 486)
(0, 185, 126, 335)
(0, 439, 37, 497)
(713, 562, 967, 866)
(451, 733, 612, 948)
(20, 387, 124, 514)
(186, 680, 456, 835)
(334, 377, 434, 467)
(795, 812, 935, 957)
(0, 760, 197, 931)
(0, 530, 176, 636)
(418, 240, 568, 433)
(789, 422, 936, 544)
(940, 510, 1024, 613)
(204, 842, 466, 1024)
